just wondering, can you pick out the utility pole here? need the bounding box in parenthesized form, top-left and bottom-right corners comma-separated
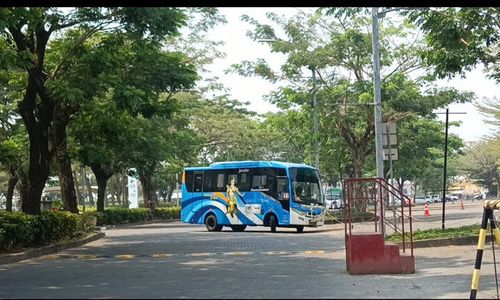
(372, 7, 385, 236)
(435, 109, 467, 229)
(312, 66, 320, 172)
(371, 7, 384, 181)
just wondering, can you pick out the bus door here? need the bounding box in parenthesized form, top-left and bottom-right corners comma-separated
(277, 176, 290, 211)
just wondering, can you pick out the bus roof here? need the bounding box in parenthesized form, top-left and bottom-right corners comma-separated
(184, 160, 316, 171)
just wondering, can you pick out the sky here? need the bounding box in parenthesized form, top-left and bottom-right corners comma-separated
(204, 7, 498, 143)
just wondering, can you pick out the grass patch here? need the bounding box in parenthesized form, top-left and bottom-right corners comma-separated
(325, 210, 377, 223)
(385, 224, 484, 243)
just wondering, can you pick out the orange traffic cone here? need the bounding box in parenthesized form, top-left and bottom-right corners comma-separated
(461, 199, 464, 210)
(424, 203, 430, 217)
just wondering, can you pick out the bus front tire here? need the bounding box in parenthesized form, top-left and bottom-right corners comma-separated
(269, 214, 277, 233)
(205, 214, 223, 232)
(230, 225, 247, 232)
(296, 225, 304, 233)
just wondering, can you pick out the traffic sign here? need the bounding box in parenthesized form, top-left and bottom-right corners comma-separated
(383, 148, 398, 160)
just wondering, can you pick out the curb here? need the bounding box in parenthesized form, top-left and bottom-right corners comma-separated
(0, 231, 105, 265)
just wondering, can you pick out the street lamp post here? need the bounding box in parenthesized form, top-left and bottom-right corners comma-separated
(372, 7, 385, 236)
(311, 66, 320, 172)
(371, 7, 385, 181)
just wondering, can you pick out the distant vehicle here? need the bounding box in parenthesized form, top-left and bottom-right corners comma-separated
(325, 187, 343, 210)
(325, 193, 343, 210)
(414, 196, 431, 205)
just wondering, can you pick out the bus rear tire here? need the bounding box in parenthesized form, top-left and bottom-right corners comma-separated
(296, 225, 304, 233)
(269, 214, 277, 233)
(230, 225, 247, 232)
(205, 214, 223, 232)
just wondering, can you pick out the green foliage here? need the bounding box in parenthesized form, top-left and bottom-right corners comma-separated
(88, 207, 181, 226)
(405, 8, 500, 82)
(232, 8, 473, 191)
(0, 212, 34, 250)
(0, 211, 95, 251)
(90, 208, 153, 226)
(152, 207, 182, 220)
(386, 224, 481, 243)
(458, 138, 500, 197)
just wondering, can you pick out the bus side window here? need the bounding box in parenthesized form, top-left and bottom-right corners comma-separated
(194, 173, 204, 192)
(228, 174, 237, 185)
(203, 171, 214, 192)
(185, 171, 194, 192)
(216, 173, 225, 191)
(238, 172, 251, 191)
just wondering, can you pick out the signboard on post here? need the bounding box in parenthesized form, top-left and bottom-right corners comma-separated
(382, 122, 397, 146)
(383, 148, 398, 160)
(128, 176, 139, 208)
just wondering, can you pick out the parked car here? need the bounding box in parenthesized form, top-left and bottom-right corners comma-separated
(414, 196, 431, 205)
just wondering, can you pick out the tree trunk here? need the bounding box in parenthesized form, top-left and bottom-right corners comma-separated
(84, 168, 94, 205)
(352, 150, 367, 213)
(6, 167, 18, 212)
(139, 172, 157, 209)
(122, 172, 129, 207)
(91, 165, 113, 212)
(167, 181, 176, 202)
(53, 108, 78, 213)
(73, 170, 82, 206)
(13, 27, 53, 215)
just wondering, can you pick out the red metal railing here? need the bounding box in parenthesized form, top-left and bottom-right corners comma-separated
(343, 177, 414, 257)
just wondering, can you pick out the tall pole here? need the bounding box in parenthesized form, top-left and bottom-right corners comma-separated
(372, 8, 384, 180)
(312, 66, 320, 172)
(441, 108, 449, 230)
(372, 7, 385, 236)
(176, 173, 180, 207)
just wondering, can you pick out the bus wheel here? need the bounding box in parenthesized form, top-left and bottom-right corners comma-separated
(269, 214, 277, 233)
(296, 225, 304, 233)
(230, 225, 247, 232)
(205, 214, 223, 232)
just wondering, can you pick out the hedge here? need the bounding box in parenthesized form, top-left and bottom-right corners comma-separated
(88, 207, 181, 226)
(0, 211, 96, 251)
(0, 207, 181, 252)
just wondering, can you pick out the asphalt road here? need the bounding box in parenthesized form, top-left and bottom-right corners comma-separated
(0, 202, 497, 299)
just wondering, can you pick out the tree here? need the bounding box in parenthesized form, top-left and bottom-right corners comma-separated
(459, 139, 499, 198)
(404, 7, 500, 82)
(0, 7, 188, 214)
(230, 9, 474, 212)
(70, 98, 136, 211)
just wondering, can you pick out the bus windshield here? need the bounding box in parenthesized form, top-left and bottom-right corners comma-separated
(290, 167, 321, 205)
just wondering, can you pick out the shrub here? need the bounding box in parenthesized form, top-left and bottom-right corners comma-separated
(77, 213, 97, 233)
(0, 212, 35, 250)
(153, 207, 181, 219)
(0, 211, 95, 251)
(89, 208, 154, 226)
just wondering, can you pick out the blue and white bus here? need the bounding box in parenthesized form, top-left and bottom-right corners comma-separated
(181, 161, 325, 233)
